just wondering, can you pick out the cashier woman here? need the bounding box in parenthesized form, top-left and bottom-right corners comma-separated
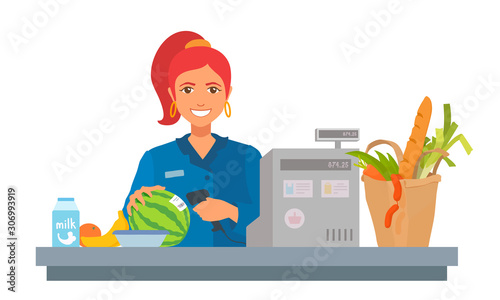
(121, 31, 261, 247)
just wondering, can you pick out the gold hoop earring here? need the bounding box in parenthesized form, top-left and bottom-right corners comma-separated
(224, 101, 231, 118)
(170, 101, 177, 118)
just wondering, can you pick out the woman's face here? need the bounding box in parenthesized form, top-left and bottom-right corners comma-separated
(169, 64, 231, 128)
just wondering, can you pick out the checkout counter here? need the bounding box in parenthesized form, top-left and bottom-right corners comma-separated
(36, 129, 458, 280)
(36, 247, 457, 280)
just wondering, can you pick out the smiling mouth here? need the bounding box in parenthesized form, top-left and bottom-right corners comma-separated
(190, 109, 211, 117)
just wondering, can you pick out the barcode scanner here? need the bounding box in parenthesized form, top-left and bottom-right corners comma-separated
(186, 189, 222, 232)
(185, 189, 245, 245)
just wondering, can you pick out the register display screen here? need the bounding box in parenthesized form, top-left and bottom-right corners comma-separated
(280, 159, 351, 171)
(318, 129, 358, 139)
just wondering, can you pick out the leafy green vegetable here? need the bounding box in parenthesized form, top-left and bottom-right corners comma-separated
(348, 103, 471, 180)
(416, 104, 472, 179)
(346, 151, 399, 181)
(375, 150, 391, 170)
(375, 150, 399, 175)
(386, 153, 400, 175)
(354, 158, 368, 169)
(442, 122, 458, 146)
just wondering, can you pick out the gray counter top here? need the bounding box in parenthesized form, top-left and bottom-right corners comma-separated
(36, 247, 458, 281)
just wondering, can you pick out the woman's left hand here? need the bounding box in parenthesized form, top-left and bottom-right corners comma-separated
(193, 198, 238, 223)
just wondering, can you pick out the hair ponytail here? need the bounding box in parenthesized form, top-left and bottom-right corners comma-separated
(151, 31, 204, 125)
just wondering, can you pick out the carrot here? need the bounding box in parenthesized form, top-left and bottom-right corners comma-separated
(399, 97, 433, 179)
(385, 204, 399, 228)
(363, 164, 386, 181)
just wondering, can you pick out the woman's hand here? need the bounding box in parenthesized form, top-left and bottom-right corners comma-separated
(126, 185, 165, 216)
(193, 198, 238, 223)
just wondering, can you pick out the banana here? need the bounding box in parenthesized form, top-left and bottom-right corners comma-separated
(80, 210, 129, 247)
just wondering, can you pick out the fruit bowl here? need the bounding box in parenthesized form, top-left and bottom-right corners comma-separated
(113, 230, 169, 247)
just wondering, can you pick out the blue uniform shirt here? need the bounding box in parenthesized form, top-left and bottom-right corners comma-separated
(122, 133, 261, 247)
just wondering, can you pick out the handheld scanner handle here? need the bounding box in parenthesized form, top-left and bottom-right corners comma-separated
(186, 189, 223, 233)
(211, 221, 222, 232)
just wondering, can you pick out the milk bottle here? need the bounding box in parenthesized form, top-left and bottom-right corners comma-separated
(52, 198, 80, 247)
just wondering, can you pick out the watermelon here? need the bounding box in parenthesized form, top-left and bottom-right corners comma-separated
(129, 190, 190, 247)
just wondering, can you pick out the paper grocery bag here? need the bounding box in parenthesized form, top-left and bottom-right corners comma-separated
(361, 140, 448, 247)
(363, 171, 441, 247)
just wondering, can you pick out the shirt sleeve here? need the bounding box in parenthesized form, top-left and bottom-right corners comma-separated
(226, 145, 261, 239)
(122, 151, 155, 222)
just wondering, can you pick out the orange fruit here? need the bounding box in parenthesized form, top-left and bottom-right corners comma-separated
(80, 223, 101, 247)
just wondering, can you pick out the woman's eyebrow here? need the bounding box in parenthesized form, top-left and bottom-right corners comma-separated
(180, 82, 196, 87)
(205, 82, 221, 87)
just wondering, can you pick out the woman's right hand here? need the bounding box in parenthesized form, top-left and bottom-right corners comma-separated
(126, 185, 165, 216)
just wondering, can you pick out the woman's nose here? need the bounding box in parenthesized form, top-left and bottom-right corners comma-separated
(197, 103, 205, 107)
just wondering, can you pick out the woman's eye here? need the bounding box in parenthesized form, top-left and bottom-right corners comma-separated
(180, 87, 194, 94)
(207, 87, 221, 94)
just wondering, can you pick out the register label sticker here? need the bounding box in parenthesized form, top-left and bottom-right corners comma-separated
(283, 180, 313, 198)
(321, 180, 349, 198)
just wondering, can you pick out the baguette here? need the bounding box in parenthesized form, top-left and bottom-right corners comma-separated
(399, 96, 432, 179)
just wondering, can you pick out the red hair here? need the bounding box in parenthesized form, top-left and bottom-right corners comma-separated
(151, 31, 231, 125)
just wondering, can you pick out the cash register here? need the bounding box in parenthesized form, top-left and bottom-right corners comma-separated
(247, 128, 360, 247)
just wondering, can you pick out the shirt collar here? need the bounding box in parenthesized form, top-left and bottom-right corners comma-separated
(176, 133, 228, 172)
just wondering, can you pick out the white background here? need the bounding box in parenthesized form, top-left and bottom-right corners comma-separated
(1, 0, 499, 299)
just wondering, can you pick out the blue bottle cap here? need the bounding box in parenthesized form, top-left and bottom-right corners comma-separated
(58, 197, 74, 201)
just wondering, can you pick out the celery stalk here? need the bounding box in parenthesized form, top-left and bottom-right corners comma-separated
(416, 104, 472, 179)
